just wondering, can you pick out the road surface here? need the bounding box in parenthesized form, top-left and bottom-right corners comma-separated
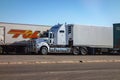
(0, 63, 120, 80)
(0, 55, 120, 64)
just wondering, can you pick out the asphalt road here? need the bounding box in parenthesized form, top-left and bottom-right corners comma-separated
(0, 55, 120, 64)
(0, 63, 120, 80)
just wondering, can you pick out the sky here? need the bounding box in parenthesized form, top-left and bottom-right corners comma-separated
(0, 0, 120, 26)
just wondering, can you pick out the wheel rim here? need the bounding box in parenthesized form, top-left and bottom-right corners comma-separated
(41, 47, 48, 55)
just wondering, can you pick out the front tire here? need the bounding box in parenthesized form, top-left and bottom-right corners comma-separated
(40, 47, 48, 55)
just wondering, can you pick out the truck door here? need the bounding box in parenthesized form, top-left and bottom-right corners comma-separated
(0, 26, 4, 44)
(58, 30, 66, 45)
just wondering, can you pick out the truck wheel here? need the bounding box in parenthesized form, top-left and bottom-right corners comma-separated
(40, 47, 48, 55)
(80, 47, 88, 55)
(73, 47, 80, 55)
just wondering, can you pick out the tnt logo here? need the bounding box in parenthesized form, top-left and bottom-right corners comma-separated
(8, 29, 40, 38)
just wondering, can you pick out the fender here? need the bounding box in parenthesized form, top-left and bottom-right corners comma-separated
(37, 42, 50, 52)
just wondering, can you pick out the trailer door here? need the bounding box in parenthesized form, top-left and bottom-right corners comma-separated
(113, 24, 120, 48)
(0, 26, 4, 44)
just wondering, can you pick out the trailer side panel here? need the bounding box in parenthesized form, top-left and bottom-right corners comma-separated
(73, 25, 113, 48)
(0, 22, 50, 45)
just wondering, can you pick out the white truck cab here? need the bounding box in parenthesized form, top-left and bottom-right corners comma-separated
(37, 23, 72, 55)
(48, 24, 67, 45)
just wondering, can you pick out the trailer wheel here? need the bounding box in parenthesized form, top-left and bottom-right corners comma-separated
(80, 47, 88, 55)
(40, 46, 48, 55)
(73, 47, 80, 55)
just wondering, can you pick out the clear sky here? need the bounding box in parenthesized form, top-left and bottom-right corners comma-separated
(0, 0, 120, 26)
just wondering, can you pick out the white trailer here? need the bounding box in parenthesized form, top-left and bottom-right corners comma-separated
(35, 23, 120, 55)
(73, 25, 113, 48)
(0, 22, 50, 54)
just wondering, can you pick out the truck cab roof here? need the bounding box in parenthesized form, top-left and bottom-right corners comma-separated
(49, 24, 62, 33)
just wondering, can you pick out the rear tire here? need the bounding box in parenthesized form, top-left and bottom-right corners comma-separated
(80, 47, 88, 55)
(40, 47, 48, 55)
(73, 47, 80, 55)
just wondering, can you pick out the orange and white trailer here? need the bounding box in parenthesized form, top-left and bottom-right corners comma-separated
(0, 22, 50, 54)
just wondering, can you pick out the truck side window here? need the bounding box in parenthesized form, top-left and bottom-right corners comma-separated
(50, 33, 52, 38)
(50, 33, 54, 38)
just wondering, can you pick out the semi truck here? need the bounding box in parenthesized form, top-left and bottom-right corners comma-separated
(0, 22, 50, 54)
(33, 23, 120, 55)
